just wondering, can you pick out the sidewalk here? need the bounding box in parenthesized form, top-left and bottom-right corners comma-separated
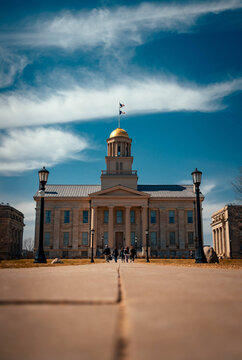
(0, 262, 242, 360)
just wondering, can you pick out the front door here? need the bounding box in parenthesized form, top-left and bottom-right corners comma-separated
(115, 232, 124, 249)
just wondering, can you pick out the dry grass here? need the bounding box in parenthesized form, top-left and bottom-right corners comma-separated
(0, 258, 105, 269)
(0, 258, 241, 270)
(135, 258, 242, 269)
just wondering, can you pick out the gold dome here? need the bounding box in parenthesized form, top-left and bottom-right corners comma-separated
(109, 128, 129, 138)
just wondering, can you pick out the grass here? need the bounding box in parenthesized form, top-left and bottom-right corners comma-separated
(137, 258, 242, 269)
(0, 258, 241, 269)
(0, 258, 105, 269)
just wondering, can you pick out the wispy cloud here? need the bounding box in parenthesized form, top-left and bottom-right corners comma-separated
(1, 1, 241, 50)
(0, 127, 90, 175)
(0, 76, 241, 128)
(0, 48, 29, 88)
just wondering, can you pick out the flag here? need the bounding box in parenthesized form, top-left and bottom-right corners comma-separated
(119, 103, 125, 108)
(119, 110, 126, 115)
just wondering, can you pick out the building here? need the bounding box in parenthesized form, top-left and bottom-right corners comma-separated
(0, 204, 24, 259)
(211, 205, 242, 259)
(34, 127, 203, 259)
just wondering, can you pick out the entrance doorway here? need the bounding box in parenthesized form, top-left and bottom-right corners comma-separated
(115, 232, 124, 249)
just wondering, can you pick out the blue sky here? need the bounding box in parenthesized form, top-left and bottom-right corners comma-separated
(0, 0, 241, 246)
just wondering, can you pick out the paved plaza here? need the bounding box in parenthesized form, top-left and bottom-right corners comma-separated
(0, 262, 242, 360)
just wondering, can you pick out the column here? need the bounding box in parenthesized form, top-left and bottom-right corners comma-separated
(142, 206, 148, 247)
(178, 209, 185, 249)
(125, 206, 131, 247)
(94, 207, 98, 249)
(213, 230, 216, 252)
(222, 224, 227, 257)
(108, 206, 114, 248)
(219, 228, 222, 256)
(160, 209, 166, 249)
(72, 208, 79, 249)
(53, 208, 60, 250)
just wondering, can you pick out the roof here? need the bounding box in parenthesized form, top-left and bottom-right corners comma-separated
(34, 184, 197, 198)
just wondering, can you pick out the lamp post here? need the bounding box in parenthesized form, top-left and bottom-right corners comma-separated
(91, 229, 95, 263)
(145, 230, 149, 262)
(34, 166, 49, 263)
(191, 168, 206, 263)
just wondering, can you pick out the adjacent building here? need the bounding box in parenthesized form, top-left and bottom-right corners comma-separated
(0, 204, 24, 259)
(211, 205, 242, 259)
(34, 127, 203, 259)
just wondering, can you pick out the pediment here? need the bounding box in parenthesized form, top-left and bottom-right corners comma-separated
(89, 185, 149, 198)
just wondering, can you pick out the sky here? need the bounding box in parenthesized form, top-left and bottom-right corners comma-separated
(0, 0, 241, 247)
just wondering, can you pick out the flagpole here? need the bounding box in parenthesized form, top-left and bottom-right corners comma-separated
(118, 101, 120, 128)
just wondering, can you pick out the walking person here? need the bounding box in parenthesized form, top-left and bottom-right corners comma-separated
(124, 246, 130, 263)
(120, 248, 125, 262)
(103, 244, 111, 262)
(113, 248, 119, 263)
(130, 246, 136, 262)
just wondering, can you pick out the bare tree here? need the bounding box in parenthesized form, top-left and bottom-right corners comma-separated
(232, 167, 242, 202)
(23, 238, 34, 251)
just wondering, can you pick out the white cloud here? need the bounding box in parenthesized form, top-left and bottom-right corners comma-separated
(0, 76, 241, 128)
(0, 127, 90, 174)
(1, 1, 241, 50)
(0, 48, 29, 88)
(201, 181, 216, 195)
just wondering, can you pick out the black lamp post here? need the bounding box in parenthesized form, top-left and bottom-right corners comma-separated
(34, 166, 49, 263)
(135, 236, 138, 258)
(191, 168, 206, 263)
(91, 229, 95, 263)
(145, 229, 149, 262)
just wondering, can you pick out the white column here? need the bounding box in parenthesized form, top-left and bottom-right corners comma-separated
(125, 206, 131, 247)
(142, 206, 148, 247)
(108, 206, 114, 248)
(160, 209, 166, 249)
(72, 208, 79, 249)
(222, 225, 226, 256)
(53, 208, 60, 250)
(213, 230, 216, 252)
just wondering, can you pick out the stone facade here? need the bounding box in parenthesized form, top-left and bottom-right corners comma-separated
(34, 128, 203, 259)
(211, 205, 242, 259)
(0, 204, 24, 259)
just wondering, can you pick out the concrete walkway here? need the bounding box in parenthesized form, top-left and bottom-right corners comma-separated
(0, 262, 242, 360)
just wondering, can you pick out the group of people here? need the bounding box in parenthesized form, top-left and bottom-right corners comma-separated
(103, 245, 136, 263)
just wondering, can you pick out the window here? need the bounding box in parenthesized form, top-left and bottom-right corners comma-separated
(118, 145, 121, 156)
(130, 210, 135, 224)
(169, 232, 176, 246)
(83, 210, 89, 224)
(187, 210, 193, 224)
(64, 210, 70, 223)
(104, 232, 108, 246)
(45, 210, 51, 224)
(82, 232, 88, 246)
(104, 210, 109, 224)
(120, 162, 123, 171)
(63, 232, 69, 247)
(150, 210, 157, 224)
(117, 210, 123, 224)
(116, 162, 119, 171)
(169, 210, 175, 224)
(63, 251, 68, 258)
(151, 232, 157, 246)
(131, 232, 135, 246)
(44, 232, 50, 246)
(188, 232, 194, 245)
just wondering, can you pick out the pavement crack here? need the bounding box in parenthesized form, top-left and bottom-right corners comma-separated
(113, 265, 130, 360)
(0, 299, 116, 306)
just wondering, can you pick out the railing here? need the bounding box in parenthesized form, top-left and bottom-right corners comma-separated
(101, 170, 137, 176)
